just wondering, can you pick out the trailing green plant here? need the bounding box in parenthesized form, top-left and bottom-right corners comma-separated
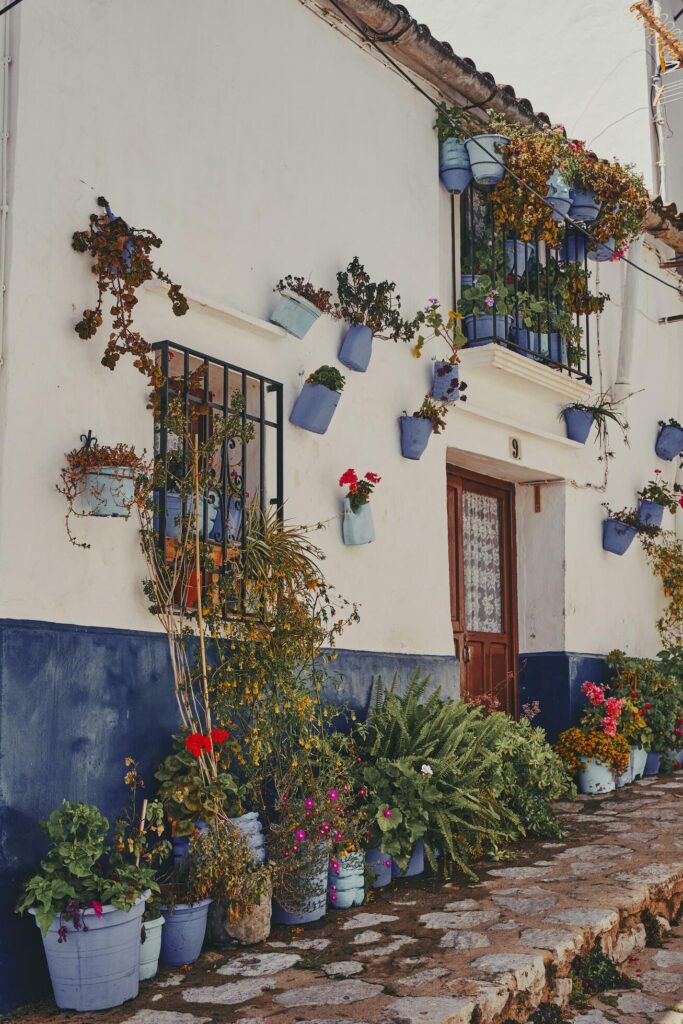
(504, 1004, 569, 1024)
(602, 503, 660, 535)
(307, 365, 346, 392)
(336, 257, 416, 342)
(72, 196, 188, 387)
(413, 299, 467, 365)
(409, 396, 448, 434)
(274, 275, 337, 315)
(641, 908, 667, 947)
(641, 533, 683, 645)
(433, 102, 478, 143)
(187, 818, 271, 920)
(563, 393, 629, 467)
(569, 939, 641, 1007)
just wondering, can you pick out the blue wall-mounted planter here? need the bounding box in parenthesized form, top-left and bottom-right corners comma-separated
(391, 840, 424, 878)
(400, 416, 433, 460)
(568, 189, 601, 223)
(588, 238, 616, 262)
(439, 138, 472, 193)
(559, 234, 586, 263)
(270, 292, 322, 339)
(655, 423, 683, 461)
(431, 361, 460, 401)
(638, 499, 665, 528)
(365, 846, 392, 888)
(82, 468, 135, 517)
(464, 134, 509, 185)
(339, 324, 373, 372)
(160, 899, 212, 966)
(504, 239, 534, 275)
(342, 498, 375, 546)
(602, 519, 638, 555)
(272, 851, 329, 925)
(328, 850, 364, 909)
(563, 408, 593, 444)
(463, 313, 512, 346)
(546, 170, 572, 222)
(290, 382, 341, 434)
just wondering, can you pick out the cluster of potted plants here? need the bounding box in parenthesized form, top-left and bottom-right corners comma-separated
(556, 682, 635, 795)
(602, 470, 682, 555)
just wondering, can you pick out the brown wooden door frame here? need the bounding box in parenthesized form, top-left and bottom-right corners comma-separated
(446, 464, 519, 715)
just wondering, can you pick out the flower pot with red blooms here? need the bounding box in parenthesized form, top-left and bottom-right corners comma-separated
(638, 471, 681, 528)
(328, 850, 365, 909)
(290, 366, 345, 435)
(270, 276, 336, 339)
(391, 840, 425, 879)
(656, 420, 683, 461)
(339, 468, 380, 546)
(365, 846, 393, 888)
(336, 258, 416, 372)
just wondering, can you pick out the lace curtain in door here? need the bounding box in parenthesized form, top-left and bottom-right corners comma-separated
(462, 490, 503, 633)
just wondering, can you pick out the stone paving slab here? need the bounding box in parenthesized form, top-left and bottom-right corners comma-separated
(8, 776, 683, 1024)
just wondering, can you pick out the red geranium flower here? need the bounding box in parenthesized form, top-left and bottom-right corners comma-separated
(210, 727, 230, 745)
(365, 472, 381, 484)
(185, 732, 211, 757)
(90, 901, 103, 918)
(339, 469, 358, 488)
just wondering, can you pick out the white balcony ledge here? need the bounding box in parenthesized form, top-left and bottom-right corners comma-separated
(459, 344, 592, 403)
(145, 280, 288, 341)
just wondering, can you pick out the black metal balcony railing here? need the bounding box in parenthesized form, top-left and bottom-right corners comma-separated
(460, 187, 594, 384)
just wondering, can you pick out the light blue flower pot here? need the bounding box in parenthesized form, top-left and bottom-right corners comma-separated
(559, 233, 587, 263)
(391, 841, 425, 879)
(290, 382, 341, 434)
(159, 493, 219, 540)
(342, 498, 375, 546)
(83, 468, 135, 517)
(616, 761, 632, 788)
(230, 811, 267, 865)
(172, 820, 209, 865)
(630, 746, 648, 780)
(504, 239, 535, 275)
(588, 238, 616, 262)
(160, 899, 212, 966)
(546, 170, 572, 222)
(272, 850, 329, 925)
(463, 313, 512, 346)
(31, 898, 145, 1011)
(602, 519, 638, 555)
(461, 274, 479, 289)
(568, 189, 601, 223)
(339, 324, 373, 372)
(431, 361, 460, 401)
(563, 408, 593, 444)
(655, 423, 683, 461)
(577, 757, 615, 795)
(365, 846, 392, 889)
(400, 416, 433, 460)
(139, 914, 164, 981)
(464, 134, 509, 185)
(439, 138, 472, 193)
(639, 499, 665, 528)
(270, 291, 322, 339)
(328, 850, 365, 909)
(644, 751, 661, 776)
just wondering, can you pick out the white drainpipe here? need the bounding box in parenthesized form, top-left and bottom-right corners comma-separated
(0, 13, 10, 370)
(612, 236, 643, 408)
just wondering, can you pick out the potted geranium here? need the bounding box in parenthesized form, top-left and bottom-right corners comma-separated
(15, 801, 151, 1011)
(399, 396, 447, 460)
(434, 103, 475, 193)
(290, 365, 345, 434)
(413, 299, 469, 402)
(335, 257, 416, 372)
(458, 275, 515, 346)
(656, 418, 683, 461)
(638, 470, 682, 527)
(338, 468, 381, 546)
(270, 275, 338, 339)
(555, 726, 630, 795)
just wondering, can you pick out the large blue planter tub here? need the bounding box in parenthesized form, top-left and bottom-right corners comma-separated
(577, 757, 615, 795)
(270, 291, 322, 339)
(439, 138, 472, 193)
(432, 360, 460, 401)
(638, 499, 665, 529)
(400, 416, 433, 460)
(461, 273, 479, 289)
(560, 233, 586, 263)
(563, 408, 593, 444)
(504, 239, 535, 275)
(568, 189, 601, 223)
(342, 498, 375, 546)
(83, 467, 136, 517)
(339, 324, 373, 372)
(655, 422, 683, 461)
(328, 850, 365, 909)
(160, 899, 212, 966)
(290, 382, 341, 434)
(602, 518, 638, 555)
(464, 134, 509, 185)
(31, 897, 145, 1011)
(588, 238, 616, 262)
(463, 313, 512, 346)
(272, 851, 329, 925)
(391, 840, 425, 879)
(644, 751, 661, 776)
(546, 170, 572, 222)
(365, 846, 392, 889)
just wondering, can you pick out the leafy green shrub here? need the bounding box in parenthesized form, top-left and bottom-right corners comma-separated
(608, 649, 683, 756)
(570, 940, 641, 1007)
(306, 365, 345, 392)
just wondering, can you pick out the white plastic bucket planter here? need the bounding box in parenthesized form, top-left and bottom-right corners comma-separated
(270, 291, 322, 339)
(139, 915, 164, 981)
(577, 757, 615, 795)
(342, 498, 375, 546)
(630, 745, 648, 780)
(82, 467, 135, 517)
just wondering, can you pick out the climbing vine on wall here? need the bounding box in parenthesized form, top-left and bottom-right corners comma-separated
(640, 532, 683, 646)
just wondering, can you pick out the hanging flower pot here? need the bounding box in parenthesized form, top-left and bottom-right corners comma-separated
(464, 134, 509, 185)
(139, 914, 165, 981)
(272, 848, 329, 925)
(546, 170, 572, 222)
(644, 751, 661, 776)
(463, 313, 512, 347)
(577, 757, 615, 795)
(328, 850, 365, 909)
(270, 290, 322, 338)
(82, 467, 136, 516)
(602, 518, 638, 555)
(504, 239, 535, 276)
(655, 422, 683, 461)
(588, 238, 616, 262)
(568, 189, 601, 223)
(365, 846, 392, 889)
(399, 415, 433, 460)
(638, 499, 665, 529)
(391, 841, 425, 879)
(630, 745, 648, 781)
(160, 899, 212, 966)
(338, 324, 373, 373)
(342, 498, 375, 546)
(563, 408, 594, 444)
(290, 366, 345, 435)
(431, 361, 461, 401)
(439, 138, 472, 193)
(559, 233, 587, 263)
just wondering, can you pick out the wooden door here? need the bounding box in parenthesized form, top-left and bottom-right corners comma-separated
(447, 466, 518, 715)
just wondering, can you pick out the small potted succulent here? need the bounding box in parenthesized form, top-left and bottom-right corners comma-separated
(656, 418, 683, 461)
(270, 275, 337, 339)
(338, 468, 381, 546)
(399, 396, 447, 460)
(434, 103, 475, 193)
(601, 504, 656, 555)
(289, 365, 345, 434)
(413, 299, 469, 402)
(638, 470, 682, 527)
(458, 275, 515, 346)
(335, 257, 416, 372)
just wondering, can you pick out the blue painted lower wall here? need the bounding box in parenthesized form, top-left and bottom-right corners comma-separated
(518, 650, 610, 742)
(0, 618, 459, 1010)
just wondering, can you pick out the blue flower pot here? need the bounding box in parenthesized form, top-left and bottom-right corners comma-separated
(644, 751, 661, 776)
(230, 811, 267, 865)
(463, 313, 512, 346)
(546, 170, 572, 222)
(504, 239, 535, 275)
(209, 496, 243, 544)
(272, 850, 329, 924)
(391, 841, 425, 879)
(577, 758, 615, 795)
(400, 416, 433, 460)
(439, 138, 472, 193)
(559, 233, 586, 263)
(83, 468, 136, 517)
(31, 898, 146, 1011)
(564, 408, 593, 444)
(655, 423, 683, 461)
(365, 846, 392, 889)
(172, 820, 209, 866)
(270, 291, 322, 339)
(432, 361, 460, 401)
(568, 190, 601, 223)
(339, 324, 373, 372)
(157, 493, 219, 540)
(588, 238, 616, 262)
(639, 499, 665, 528)
(328, 850, 365, 909)
(160, 899, 212, 966)
(342, 498, 375, 546)
(461, 274, 479, 289)
(602, 519, 638, 555)
(290, 382, 341, 434)
(464, 134, 509, 185)
(508, 326, 563, 363)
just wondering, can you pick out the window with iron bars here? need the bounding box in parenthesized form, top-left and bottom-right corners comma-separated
(152, 340, 284, 612)
(460, 187, 598, 384)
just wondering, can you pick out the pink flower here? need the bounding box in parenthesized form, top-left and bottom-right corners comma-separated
(334, 831, 344, 842)
(90, 901, 103, 918)
(582, 681, 605, 706)
(484, 295, 495, 308)
(601, 716, 618, 736)
(327, 788, 339, 802)
(604, 697, 625, 719)
(383, 808, 393, 819)
(295, 829, 307, 842)
(304, 797, 314, 810)
(675, 728, 682, 737)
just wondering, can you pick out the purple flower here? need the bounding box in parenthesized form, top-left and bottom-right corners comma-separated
(484, 295, 495, 308)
